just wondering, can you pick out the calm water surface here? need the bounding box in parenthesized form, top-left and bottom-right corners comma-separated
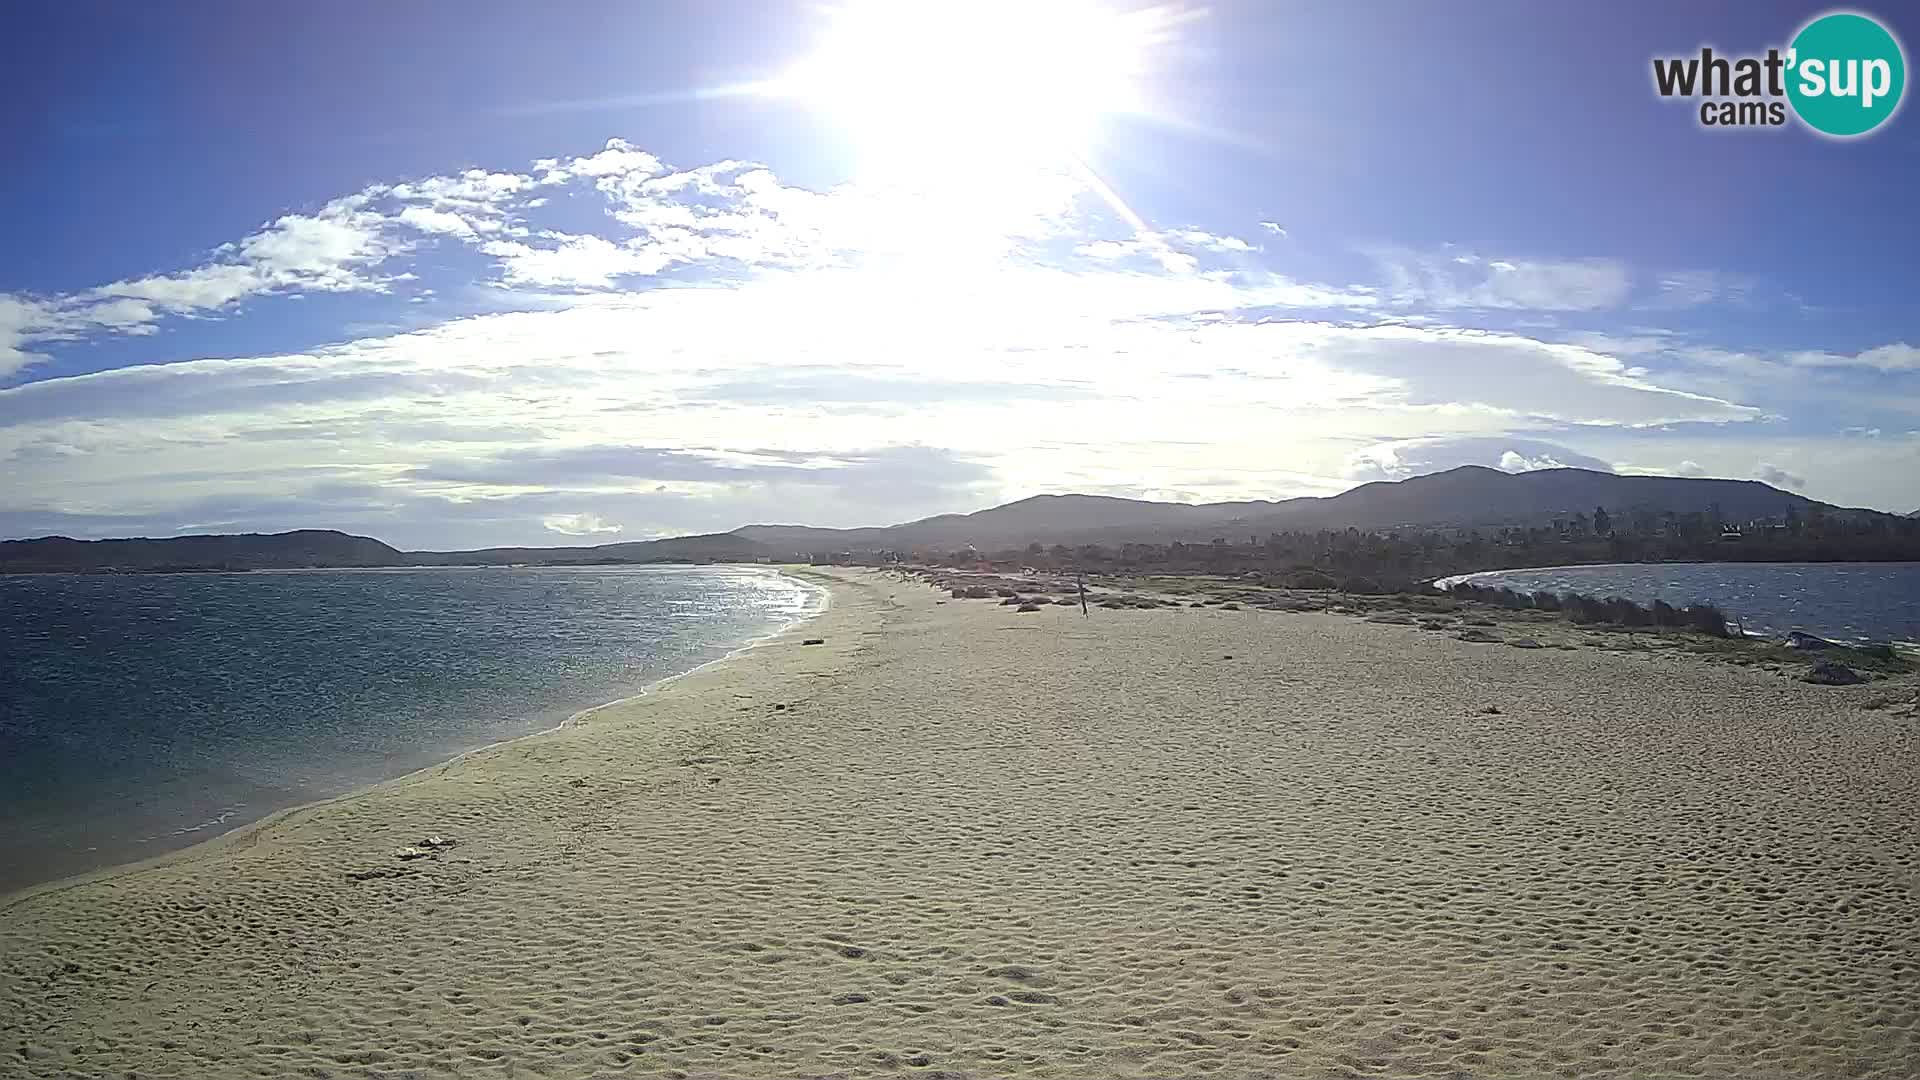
(1440, 562, 1919, 644)
(0, 565, 821, 892)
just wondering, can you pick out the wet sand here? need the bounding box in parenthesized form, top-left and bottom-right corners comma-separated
(3, 567, 1917, 1078)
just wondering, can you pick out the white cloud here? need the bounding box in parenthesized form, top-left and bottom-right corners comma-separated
(1374, 248, 1633, 311)
(1077, 239, 1138, 260)
(1586, 429, 1919, 511)
(1561, 331, 1675, 358)
(1, 295, 58, 376)
(1279, 323, 1756, 427)
(234, 205, 390, 281)
(0, 145, 676, 376)
(479, 234, 676, 288)
(398, 206, 481, 239)
(1347, 437, 1614, 482)
(1648, 269, 1754, 309)
(1498, 449, 1566, 472)
(2, 194, 407, 377)
(558, 138, 663, 180)
(96, 195, 399, 314)
(1166, 228, 1254, 253)
(389, 169, 536, 212)
(1073, 227, 1261, 276)
(542, 512, 623, 536)
(1786, 343, 1920, 372)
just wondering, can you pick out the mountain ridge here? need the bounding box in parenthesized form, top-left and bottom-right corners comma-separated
(730, 466, 1853, 553)
(0, 467, 1892, 572)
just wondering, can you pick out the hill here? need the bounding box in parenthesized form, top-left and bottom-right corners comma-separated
(411, 532, 775, 566)
(0, 530, 406, 574)
(733, 467, 1844, 554)
(0, 529, 773, 574)
(1, 468, 1884, 572)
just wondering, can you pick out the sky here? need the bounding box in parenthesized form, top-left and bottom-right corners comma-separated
(3, 0, 1916, 549)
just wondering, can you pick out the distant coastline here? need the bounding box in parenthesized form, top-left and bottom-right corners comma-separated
(8, 466, 1916, 579)
(1437, 561, 1920, 646)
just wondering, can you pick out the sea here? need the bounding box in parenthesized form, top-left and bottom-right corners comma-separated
(0, 565, 823, 894)
(1437, 562, 1920, 646)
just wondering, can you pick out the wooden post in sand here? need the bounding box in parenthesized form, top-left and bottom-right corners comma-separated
(1078, 572, 1088, 617)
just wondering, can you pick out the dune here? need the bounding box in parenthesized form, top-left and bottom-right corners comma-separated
(3, 567, 1916, 1078)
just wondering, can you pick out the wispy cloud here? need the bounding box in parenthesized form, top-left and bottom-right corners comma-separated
(1646, 269, 1756, 309)
(1371, 248, 1633, 311)
(1785, 343, 1920, 372)
(0, 140, 670, 377)
(1347, 436, 1615, 481)
(0, 197, 398, 376)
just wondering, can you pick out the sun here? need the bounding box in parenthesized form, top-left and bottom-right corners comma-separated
(776, 0, 1168, 176)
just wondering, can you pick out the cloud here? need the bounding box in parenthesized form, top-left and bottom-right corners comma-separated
(418, 445, 815, 487)
(417, 443, 996, 510)
(1074, 227, 1261, 276)
(0, 138, 682, 376)
(1373, 248, 1633, 311)
(0, 295, 56, 377)
(1498, 449, 1568, 472)
(1347, 437, 1615, 482)
(1, 194, 401, 376)
(1785, 343, 1920, 372)
(1165, 228, 1254, 253)
(1278, 324, 1757, 427)
(94, 195, 400, 312)
(1577, 429, 1918, 512)
(542, 512, 622, 536)
(1648, 269, 1755, 309)
(398, 206, 481, 239)
(0, 350, 495, 427)
(555, 138, 664, 180)
(1561, 331, 1676, 358)
(389, 169, 537, 210)
(480, 234, 677, 288)
(1756, 463, 1805, 490)
(690, 371, 1102, 409)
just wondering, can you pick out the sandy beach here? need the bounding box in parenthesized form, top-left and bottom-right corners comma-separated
(3, 566, 1917, 1079)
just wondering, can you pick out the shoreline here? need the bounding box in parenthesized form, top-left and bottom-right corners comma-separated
(1437, 556, 1920, 577)
(1437, 559, 1920, 644)
(6, 567, 1915, 1078)
(0, 564, 832, 908)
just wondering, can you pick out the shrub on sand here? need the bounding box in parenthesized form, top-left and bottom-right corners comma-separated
(1683, 604, 1730, 637)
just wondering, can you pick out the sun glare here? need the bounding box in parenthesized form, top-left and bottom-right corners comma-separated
(780, 0, 1165, 175)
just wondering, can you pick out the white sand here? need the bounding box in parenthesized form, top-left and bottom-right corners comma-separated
(3, 567, 1917, 1079)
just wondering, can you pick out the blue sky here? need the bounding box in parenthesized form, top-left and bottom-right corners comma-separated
(3, 1, 1916, 547)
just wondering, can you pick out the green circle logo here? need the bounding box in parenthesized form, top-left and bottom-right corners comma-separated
(1787, 12, 1906, 137)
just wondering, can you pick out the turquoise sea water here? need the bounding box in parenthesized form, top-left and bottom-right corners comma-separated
(1439, 562, 1920, 645)
(0, 565, 821, 892)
